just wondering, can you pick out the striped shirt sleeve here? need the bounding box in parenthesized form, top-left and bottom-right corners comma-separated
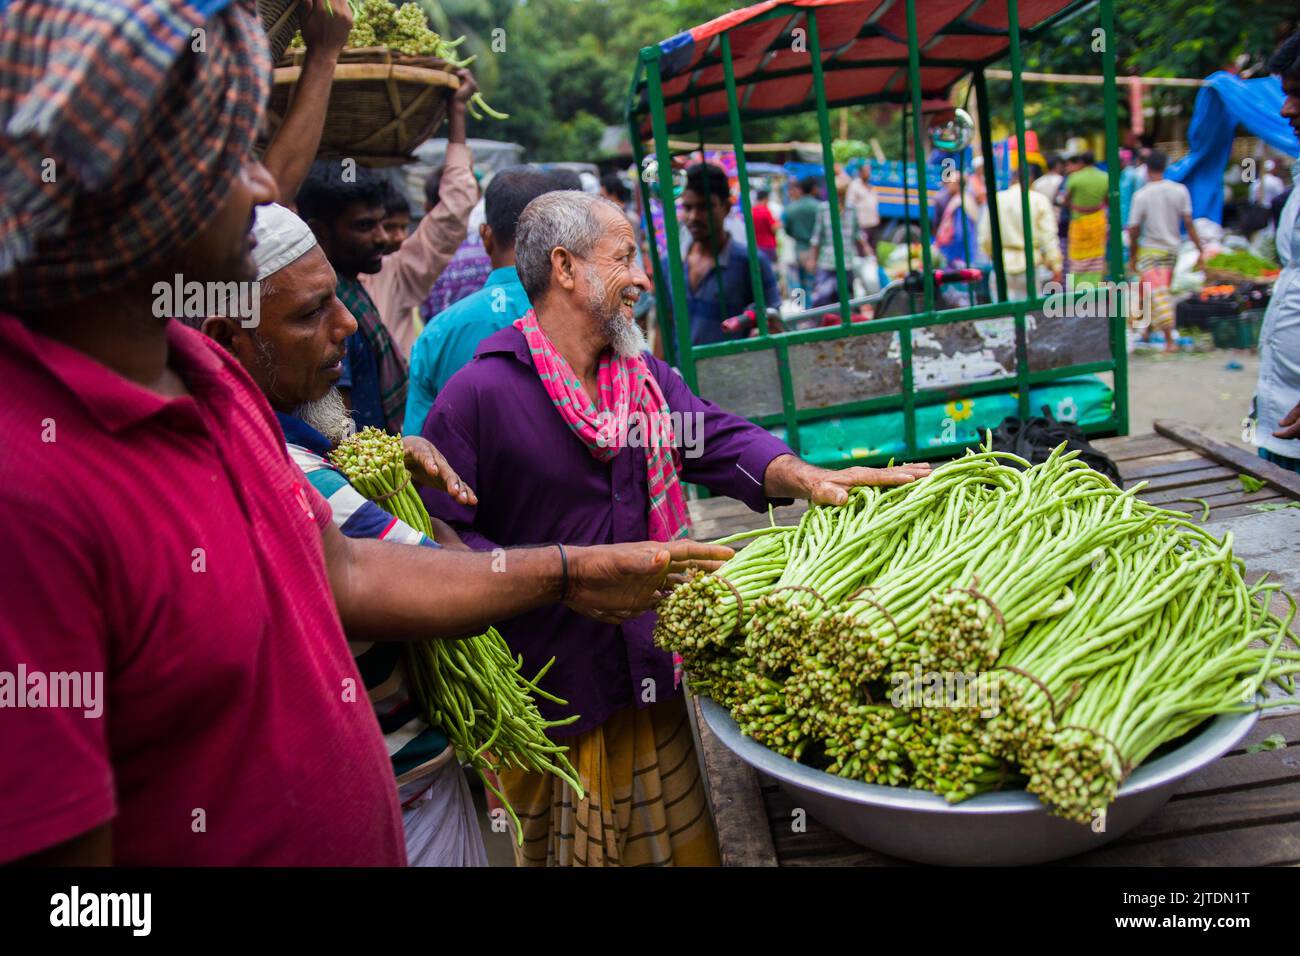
(286, 443, 433, 547)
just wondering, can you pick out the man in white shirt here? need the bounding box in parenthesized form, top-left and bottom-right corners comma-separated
(979, 168, 1063, 300)
(846, 162, 882, 250)
(1127, 150, 1204, 351)
(1032, 154, 1065, 203)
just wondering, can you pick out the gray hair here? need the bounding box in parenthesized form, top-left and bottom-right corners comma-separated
(515, 190, 624, 303)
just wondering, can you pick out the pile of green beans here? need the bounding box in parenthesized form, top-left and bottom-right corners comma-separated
(331, 428, 583, 841)
(654, 443, 1300, 819)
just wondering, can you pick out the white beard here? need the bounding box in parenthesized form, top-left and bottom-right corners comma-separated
(295, 387, 356, 444)
(605, 310, 648, 358)
(585, 264, 647, 358)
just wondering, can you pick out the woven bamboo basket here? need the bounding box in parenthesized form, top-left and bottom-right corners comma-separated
(264, 47, 459, 167)
(257, 0, 301, 65)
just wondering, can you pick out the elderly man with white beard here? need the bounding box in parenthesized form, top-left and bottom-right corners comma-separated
(421, 190, 931, 866)
(191, 202, 733, 865)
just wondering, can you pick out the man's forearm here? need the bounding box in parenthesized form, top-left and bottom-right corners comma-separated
(429, 517, 468, 550)
(364, 130, 475, 353)
(334, 536, 563, 641)
(447, 100, 467, 145)
(262, 51, 338, 206)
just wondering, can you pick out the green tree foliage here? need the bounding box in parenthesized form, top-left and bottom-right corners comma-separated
(440, 0, 1296, 160)
(986, 0, 1297, 145)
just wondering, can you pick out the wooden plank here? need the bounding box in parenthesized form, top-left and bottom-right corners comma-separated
(1059, 717, 1300, 865)
(1091, 433, 1185, 461)
(687, 693, 779, 867)
(687, 496, 764, 522)
(692, 505, 807, 544)
(688, 499, 806, 540)
(688, 498, 805, 524)
(1155, 419, 1300, 501)
(762, 781, 898, 866)
(1140, 477, 1284, 508)
(782, 849, 906, 866)
(1068, 819, 1300, 866)
(1118, 451, 1213, 481)
(1107, 779, 1300, 843)
(1184, 500, 1296, 523)
(1129, 465, 1236, 494)
(1225, 713, 1300, 756)
(1159, 497, 1287, 522)
(1164, 715, 1300, 796)
(771, 825, 868, 862)
(1172, 746, 1300, 797)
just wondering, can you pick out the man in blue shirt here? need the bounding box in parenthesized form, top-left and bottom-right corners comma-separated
(664, 162, 780, 346)
(404, 165, 562, 435)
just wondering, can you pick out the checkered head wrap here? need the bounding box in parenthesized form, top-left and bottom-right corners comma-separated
(0, 0, 270, 311)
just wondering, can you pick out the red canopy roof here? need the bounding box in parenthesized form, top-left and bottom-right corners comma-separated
(631, 0, 1088, 135)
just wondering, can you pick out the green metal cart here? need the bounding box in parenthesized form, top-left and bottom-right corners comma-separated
(625, 0, 1129, 467)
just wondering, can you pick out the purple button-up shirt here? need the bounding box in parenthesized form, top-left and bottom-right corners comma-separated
(421, 325, 795, 735)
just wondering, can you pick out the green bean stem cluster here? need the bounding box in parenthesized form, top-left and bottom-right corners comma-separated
(659, 441, 1300, 818)
(331, 428, 582, 841)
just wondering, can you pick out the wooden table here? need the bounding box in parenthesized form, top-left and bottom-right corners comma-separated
(685, 420, 1300, 867)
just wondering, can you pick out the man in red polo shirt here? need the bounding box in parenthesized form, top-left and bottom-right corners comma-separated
(0, 0, 726, 866)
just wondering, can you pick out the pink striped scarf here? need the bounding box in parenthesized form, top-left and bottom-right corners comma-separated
(515, 310, 692, 544)
(515, 309, 693, 687)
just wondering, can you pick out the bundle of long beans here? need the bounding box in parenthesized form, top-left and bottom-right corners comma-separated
(654, 525, 794, 653)
(658, 441, 1300, 819)
(654, 525, 795, 710)
(294, 0, 509, 118)
(330, 428, 582, 839)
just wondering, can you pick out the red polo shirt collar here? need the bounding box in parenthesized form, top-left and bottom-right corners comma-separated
(0, 315, 225, 434)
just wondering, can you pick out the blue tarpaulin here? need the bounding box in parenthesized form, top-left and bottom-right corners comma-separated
(1168, 71, 1299, 224)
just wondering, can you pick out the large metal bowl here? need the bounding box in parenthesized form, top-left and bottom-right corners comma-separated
(699, 697, 1257, 865)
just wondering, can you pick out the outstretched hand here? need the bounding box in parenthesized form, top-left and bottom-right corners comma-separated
(565, 539, 734, 624)
(807, 462, 932, 506)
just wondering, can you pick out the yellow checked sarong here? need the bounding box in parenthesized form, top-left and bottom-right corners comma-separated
(499, 693, 720, 866)
(1067, 207, 1108, 283)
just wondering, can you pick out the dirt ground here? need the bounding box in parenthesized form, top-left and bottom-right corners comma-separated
(1125, 347, 1261, 451)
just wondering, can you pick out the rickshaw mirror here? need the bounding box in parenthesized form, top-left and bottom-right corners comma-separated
(929, 108, 975, 151)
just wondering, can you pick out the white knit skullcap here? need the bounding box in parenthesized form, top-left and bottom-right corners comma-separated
(251, 202, 317, 281)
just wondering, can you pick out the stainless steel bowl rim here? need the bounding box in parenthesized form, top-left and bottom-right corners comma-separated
(699, 697, 1258, 816)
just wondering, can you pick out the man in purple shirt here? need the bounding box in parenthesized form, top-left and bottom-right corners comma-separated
(422, 191, 928, 865)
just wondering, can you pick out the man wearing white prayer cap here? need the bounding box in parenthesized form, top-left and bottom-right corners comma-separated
(190, 205, 736, 865)
(195, 202, 492, 866)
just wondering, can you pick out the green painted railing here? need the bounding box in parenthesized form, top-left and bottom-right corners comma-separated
(624, 0, 1128, 468)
